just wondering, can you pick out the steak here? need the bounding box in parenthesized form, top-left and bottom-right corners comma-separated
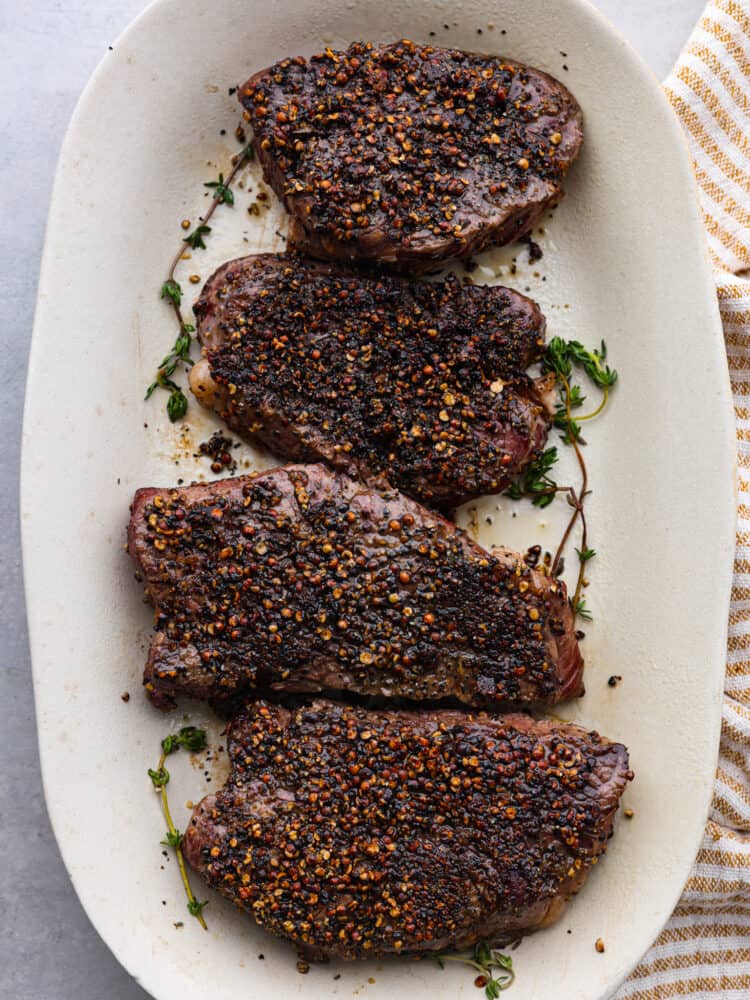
(239, 40, 583, 270)
(190, 253, 551, 511)
(128, 464, 583, 710)
(183, 699, 630, 958)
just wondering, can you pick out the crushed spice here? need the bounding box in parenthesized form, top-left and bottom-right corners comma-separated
(197, 431, 239, 474)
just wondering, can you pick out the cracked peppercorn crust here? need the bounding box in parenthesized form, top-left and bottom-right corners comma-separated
(183, 699, 630, 958)
(239, 40, 583, 271)
(190, 253, 550, 511)
(128, 464, 583, 711)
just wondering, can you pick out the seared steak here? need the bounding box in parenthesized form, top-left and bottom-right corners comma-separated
(183, 699, 630, 958)
(239, 40, 583, 270)
(128, 464, 583, 710)
(190, 253, 550, 511)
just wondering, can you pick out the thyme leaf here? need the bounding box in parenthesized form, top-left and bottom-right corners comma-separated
(148, 766, 169, 788)
(160, 279, 182, 308)
(162, 726, 208, 755)
(505, 447, 560, 508)
(204, 172, 234, 205)
(575, 598, 593, 621)
(173, 330, 192, 359)
(166, 389, 188, 423)
(183, 223, 211, 249)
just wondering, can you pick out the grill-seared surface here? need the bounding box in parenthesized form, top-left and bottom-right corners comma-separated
(190, 254, 550, 511)
(128, 465, 583, 710)
(183, 699, 630, 958)
(239, 40, 583, 270)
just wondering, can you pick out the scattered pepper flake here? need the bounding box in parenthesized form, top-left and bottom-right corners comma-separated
(197, 430, 239, 474)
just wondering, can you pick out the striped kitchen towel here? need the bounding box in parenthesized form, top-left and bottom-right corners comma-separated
(614, 1, 750, 996)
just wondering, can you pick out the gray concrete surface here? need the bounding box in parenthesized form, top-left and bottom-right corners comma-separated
(0, 1, 705, 996)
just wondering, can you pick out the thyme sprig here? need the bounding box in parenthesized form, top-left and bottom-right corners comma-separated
(148, 726, 209, 929)
(545, 337, 617, 390)
(146, 140, 253, 421)
(545, 338, 617, 442)
(505, 338, 617, 622)
(435, 943, 515, 998)
(145, 322, 196, 421)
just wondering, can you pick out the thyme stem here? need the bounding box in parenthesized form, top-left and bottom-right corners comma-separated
(572, 506, 589, 614)
(149, 141, 253, 419)
(551, 375, 589, 583)
(439, 955, 494, 974)
(149, 727, 209, 929)
(154, 747, 207, 930)
(166, 149, 247, 288)
(576, 385, 609, 422)
(435, 944, 515, 997)
(507, 338, 617, 622)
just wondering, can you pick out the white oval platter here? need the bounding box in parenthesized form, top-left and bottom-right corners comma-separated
(22, 0, 735, 998)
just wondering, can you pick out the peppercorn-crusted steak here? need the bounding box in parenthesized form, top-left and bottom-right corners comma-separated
(190, 253, 550, 511)
(183, 699, 630, 957)
(128, 464, 583, 710)
(239, 40, 583, 270)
